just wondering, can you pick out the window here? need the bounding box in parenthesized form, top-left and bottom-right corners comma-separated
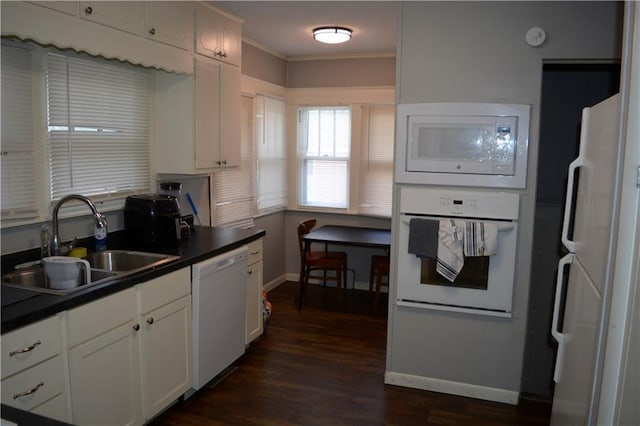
(46, 52, 150, 202)
(297, 107, 351, 208)
(255, 95, 287, 213)
(213, 95, 256, 228)
(1, 44, 37, 219)
(358, 105, 394, 217)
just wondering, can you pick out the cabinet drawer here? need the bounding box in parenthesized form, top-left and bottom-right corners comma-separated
(2, 315, 61, 379)
(2, 355, 66, 412)
(67, 287, 137, 348)
(247, 239, 263, 265)
(139, 268, 190, 314)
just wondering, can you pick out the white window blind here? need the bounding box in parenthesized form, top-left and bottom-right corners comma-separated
(213, 95, 256, 228)
(256, 95, 287, 213)
(1, 44, 37, 219)
(358, 105, 394, 217)
(297, 107, 351, 208)
(46, 53, 150, 202)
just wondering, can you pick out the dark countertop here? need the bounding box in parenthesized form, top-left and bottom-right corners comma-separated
(1, 225, 265, 334)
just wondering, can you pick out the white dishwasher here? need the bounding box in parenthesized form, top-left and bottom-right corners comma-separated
(189, 246, 248, 395)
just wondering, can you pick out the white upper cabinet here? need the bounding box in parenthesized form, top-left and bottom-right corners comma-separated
(195, 58, 241, 169)
(2, 1, 193, 73)
(144, 1, 194, 51)
(155, 57, 241, 173)
(79, 1, 144, 36)
(27, 1, 78, 16)
(195, 3, 242, 67)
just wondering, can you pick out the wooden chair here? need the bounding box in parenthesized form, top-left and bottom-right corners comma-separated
(369, 255, 390, 311)
(297, 219, 348, 310)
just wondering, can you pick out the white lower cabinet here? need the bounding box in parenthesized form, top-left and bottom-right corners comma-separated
(1, 314, 70, 423)
(139, 290, 192, 419)
(66, 267, 192, 426)
(69, 318, 142, 426)
(67, 287, 142, 425)
(246, 238, 264, 344)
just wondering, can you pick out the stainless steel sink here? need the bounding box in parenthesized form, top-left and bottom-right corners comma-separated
(85, 250, 178, 272)
(2, 251, 179, 296)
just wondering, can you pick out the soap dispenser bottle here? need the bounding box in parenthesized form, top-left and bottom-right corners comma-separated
(40, 224, 51, 257)
(94, 213, 107, 251)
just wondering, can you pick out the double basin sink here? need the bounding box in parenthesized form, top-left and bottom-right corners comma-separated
(2, 250, 179, 296)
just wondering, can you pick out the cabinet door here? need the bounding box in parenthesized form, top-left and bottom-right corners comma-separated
(144, 1, 193, 50)
(69, 321, 142, 426)
(219, 62, 241, 168)
(246, 260, 264, 344)
(195, 58, 222, 169)
(79, 1, 143, 36)
(140, 295, 192, 420)
(195, 3, 242, 67)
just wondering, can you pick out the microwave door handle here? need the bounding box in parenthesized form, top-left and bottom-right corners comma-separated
(551, 253, 574, 383)
(561, 108, 589, 253)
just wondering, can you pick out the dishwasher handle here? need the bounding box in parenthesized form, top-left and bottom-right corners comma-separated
(195, 246, 249, 276)
(216, 253, 247, 270)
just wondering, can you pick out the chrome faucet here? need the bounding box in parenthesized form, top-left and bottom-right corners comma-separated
(50, 194, 107, 256)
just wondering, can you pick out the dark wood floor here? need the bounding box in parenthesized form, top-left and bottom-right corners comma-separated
(150, 282, 551, 425)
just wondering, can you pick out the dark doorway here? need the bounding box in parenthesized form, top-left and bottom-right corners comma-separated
(521, 63, 620, 400)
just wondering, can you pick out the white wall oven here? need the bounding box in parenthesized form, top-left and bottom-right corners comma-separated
(395, 102, 530, 188)
(396, 187, 520, 317)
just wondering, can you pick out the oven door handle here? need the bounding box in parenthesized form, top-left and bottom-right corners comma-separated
(551, 253, 574, 383)
(561, 108, 589, 253)
(401, 217, 514, 231)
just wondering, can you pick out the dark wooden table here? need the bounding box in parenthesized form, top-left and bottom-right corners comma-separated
(303, 225, 391, 251)
(300, 225, 391, 300)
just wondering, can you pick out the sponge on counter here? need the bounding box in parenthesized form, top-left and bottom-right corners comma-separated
(69, 247, 87, 258)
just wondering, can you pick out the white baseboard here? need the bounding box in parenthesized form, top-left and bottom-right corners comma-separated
(384, 371, 519, 405)
(264, 274, 288, 292)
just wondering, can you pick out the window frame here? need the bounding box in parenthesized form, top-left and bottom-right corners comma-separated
(287, 87, 396, 218)
(296, 105, 352, 210)
(0, 41, 155, 229)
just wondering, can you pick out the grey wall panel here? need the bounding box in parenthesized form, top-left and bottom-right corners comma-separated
(389, 0, 623, 395)
(241, 42, 287, 87)
(287, 56, 395, 88)
(254, 211, 287, 286)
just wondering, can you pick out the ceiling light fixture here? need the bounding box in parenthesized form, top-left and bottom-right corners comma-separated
(313, 26, 352, 44)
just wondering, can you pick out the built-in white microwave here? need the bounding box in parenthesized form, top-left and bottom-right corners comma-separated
(395, 103, 530, 188)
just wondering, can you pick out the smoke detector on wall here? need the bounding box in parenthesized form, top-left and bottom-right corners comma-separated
(525, 26, 546, 47)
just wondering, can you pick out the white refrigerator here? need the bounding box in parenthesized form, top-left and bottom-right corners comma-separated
(550, 93, 621, 425)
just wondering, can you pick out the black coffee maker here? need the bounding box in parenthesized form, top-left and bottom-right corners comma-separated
(124, 194, 181, 246)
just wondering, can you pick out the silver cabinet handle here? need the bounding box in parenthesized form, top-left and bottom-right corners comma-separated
(146, 317, 154, 325)
(149, 28, 156, 36)
(133, 324, 140, 331)
(84, 6, 93, 15)
(222, 160, 227, 165)
(248, 270, 253, 276)
(13, 382, 44, 399)
(9, 340, 41, 357)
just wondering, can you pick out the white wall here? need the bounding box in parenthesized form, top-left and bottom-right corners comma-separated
(387, 1, 622, 400)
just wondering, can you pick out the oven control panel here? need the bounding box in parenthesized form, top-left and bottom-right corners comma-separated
(438, 195, 479, 212)
(400, 187, 519, 220)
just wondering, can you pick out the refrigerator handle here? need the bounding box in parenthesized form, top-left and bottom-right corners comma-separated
(561, 108, 590, 252)
(551, 253, 575, 383)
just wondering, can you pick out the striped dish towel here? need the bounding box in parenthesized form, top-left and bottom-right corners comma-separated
(436, 219, 465, 282)
(464, 222, 498, 257)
